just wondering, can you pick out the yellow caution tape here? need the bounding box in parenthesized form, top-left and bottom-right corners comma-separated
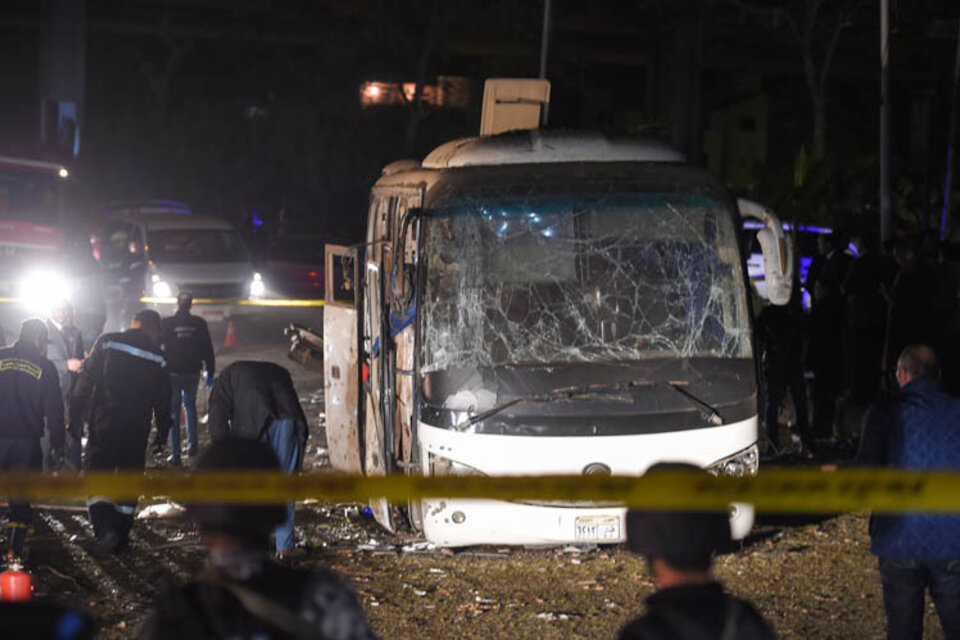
(1, 469, 959, 513)
(140, 296, 324, 307)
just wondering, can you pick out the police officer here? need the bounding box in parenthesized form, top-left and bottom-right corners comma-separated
(0, 319, 65, 560)
(138, 438, 375, 639)
(161, 292, 215, 465)
(619, 463, 777, 640)
(71, 309, 172, 552)
(209, 361, 308, 557)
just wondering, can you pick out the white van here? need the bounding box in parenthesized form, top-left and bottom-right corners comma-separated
(93, 214, 262, 327)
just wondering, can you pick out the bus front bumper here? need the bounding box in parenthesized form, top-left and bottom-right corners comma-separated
(420, 497, 754, 547)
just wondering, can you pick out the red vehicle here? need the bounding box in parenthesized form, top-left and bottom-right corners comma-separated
(0, 155, 105, 343)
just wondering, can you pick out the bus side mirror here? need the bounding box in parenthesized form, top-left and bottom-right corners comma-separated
(737, 198, 794, 306)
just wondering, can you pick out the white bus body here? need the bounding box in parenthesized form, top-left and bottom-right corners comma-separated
(323, 130, 791, 546)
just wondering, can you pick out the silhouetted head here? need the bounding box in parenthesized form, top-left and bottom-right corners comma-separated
(18, 318, 49, 351)
(131, 309, 162, 344)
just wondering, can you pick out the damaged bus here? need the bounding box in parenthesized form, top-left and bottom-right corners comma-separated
(323, 123, 792, 547)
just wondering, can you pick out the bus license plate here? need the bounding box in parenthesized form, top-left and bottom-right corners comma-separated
(574, 515, 620, 541)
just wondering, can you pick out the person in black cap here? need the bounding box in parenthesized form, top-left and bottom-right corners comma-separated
(619, 463, 777, 640)
(0, 319, 64, 560)
(71, 309, 172, 552)
(138, 438, 376, 640)
(161, 291, 215, 465)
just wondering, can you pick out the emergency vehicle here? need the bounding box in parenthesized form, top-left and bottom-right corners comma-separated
(0, 155, 104, 342)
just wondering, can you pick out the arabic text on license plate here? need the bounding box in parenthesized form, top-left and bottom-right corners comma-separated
(574, 515, 620, 541)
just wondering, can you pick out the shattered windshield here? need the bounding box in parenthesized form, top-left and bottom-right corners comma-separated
(421, 190, 751, 372)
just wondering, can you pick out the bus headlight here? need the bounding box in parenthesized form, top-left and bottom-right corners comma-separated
(19, 271, 72, 312)
(428, 453, 484, 477)
(249, 272, 265, 299)
(708, 444, 759, 477)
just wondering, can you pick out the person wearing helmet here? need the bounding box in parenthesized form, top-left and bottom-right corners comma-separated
(619, 463, 777, 640)
(138, 438, 376, 640)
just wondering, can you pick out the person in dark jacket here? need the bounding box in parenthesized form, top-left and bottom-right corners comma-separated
(856, 345, 960, 640)
(138, 438, 375, 640)
(45, 302, 85, 471)
(619, 463, 777, 640)
(71, 309, 172, 552)
(208, 361, 309, 556)
(843, 230, 893, 406)
(755, 292, 811, 456)
(0, 319, 65, 560)
(161, 292, 215, 465)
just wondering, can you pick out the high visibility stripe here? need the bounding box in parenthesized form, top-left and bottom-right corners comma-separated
(115, 504, 136, 515)
(103, 341, 166, 367)
(86, 496, 114, 507)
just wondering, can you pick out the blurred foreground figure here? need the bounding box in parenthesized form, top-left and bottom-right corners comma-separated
(161, 291, 215, 465)
(209, 361, 308, 556)
(71, 309, 171, 552)
(0, 319, 64, 561)
(138, 438, 375, 640)
(619, 463, 776, 640)
(857, 345, 960, 640)
(0, 601, 94, 639)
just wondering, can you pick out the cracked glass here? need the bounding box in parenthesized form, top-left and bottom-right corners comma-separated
(421, 189, 751, 373)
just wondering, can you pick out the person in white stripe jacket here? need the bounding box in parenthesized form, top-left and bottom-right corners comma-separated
(71, 309, 172, 552)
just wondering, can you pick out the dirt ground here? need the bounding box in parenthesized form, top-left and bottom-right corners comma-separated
(18, 311, 950, 639)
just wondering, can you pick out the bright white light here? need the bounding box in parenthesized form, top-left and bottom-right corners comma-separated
(58, 168, 69, 179)
(19, 271, 71, 312)
(152, 280, 173, 298)
(249, 273, 266, 299)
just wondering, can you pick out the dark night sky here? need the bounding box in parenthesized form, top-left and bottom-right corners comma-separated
(0, 0, 958, 239)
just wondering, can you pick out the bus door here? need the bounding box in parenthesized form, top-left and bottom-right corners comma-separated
(322, 244, 363, 473)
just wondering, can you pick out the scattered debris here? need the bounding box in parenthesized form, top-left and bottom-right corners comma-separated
(136, 502, 186, 520)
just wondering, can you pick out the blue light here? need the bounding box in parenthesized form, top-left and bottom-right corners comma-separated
(497, 221, 509, 236)
(252, 211, 264, 228)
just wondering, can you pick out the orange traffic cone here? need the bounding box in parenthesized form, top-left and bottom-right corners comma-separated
(223, 320, 237, 350)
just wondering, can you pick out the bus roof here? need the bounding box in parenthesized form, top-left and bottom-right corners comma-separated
(421, 130, 685, 169)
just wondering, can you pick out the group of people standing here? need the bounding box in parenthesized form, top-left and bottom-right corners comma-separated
(757, 228, 960, 457)
(0, 291, 309, 561)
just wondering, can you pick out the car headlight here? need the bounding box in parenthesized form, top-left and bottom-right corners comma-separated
(428, 453, 485, 477)
(708, 443, 759, 477)
(19, 271, 72, 312)
(151, 277, 173, 298)
(249, 272, 265, 299)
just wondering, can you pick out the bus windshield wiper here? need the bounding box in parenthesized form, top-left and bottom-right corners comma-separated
(451, 379, 651, 432)
(659, 381, 723, 426)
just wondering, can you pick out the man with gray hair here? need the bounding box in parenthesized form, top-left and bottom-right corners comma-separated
(0, 319, 65, 561)
(858, 344, 960, 640)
